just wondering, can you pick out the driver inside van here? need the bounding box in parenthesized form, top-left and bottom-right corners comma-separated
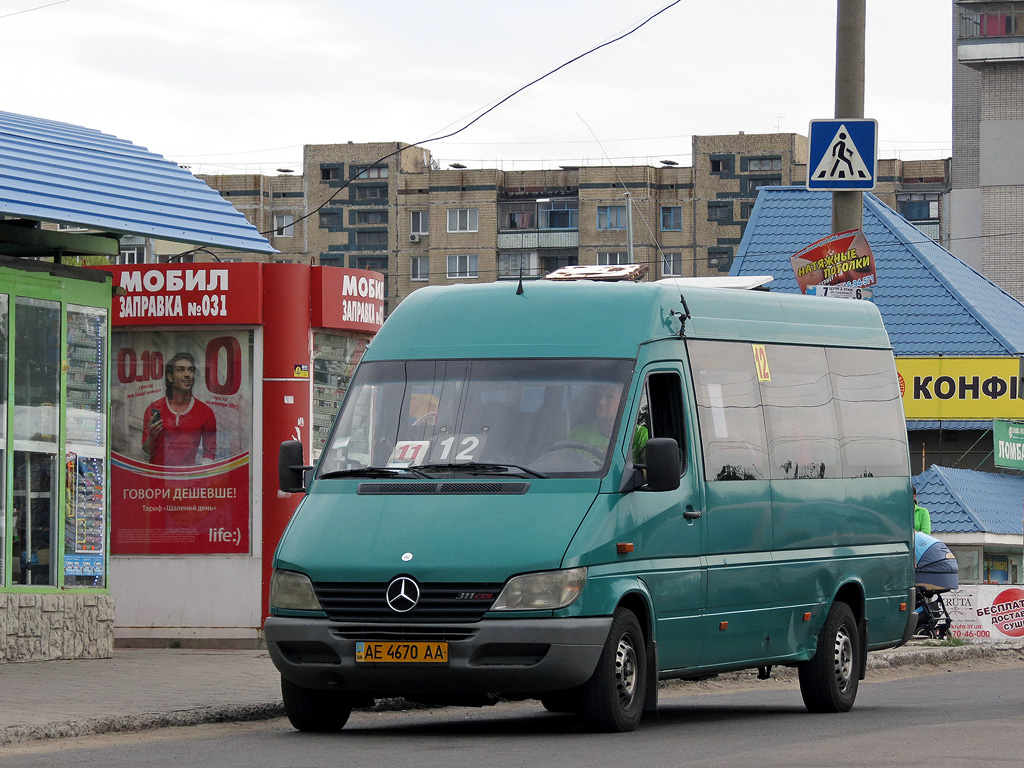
(567, 383, 621, 459)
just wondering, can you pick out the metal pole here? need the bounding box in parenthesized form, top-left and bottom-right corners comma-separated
(833, 0, 865, 234)
(625, 192, 635, 263)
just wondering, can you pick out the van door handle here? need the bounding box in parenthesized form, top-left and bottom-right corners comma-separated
(684, 507, 702, 520)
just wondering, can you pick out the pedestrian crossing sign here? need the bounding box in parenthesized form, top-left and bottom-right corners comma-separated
(807, 119, 878, 191)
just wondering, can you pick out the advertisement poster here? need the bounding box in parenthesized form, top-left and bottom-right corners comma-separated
(944, 585, 1024, 642)
(790, 229, 876, 294)
(110, 329, 253, 554)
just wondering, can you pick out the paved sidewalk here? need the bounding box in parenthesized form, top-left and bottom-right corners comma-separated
(1, 642, 1022, 745)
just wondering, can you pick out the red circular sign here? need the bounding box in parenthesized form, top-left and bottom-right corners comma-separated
(898, 372, 906, 397)
(989, 588, 1024, 637)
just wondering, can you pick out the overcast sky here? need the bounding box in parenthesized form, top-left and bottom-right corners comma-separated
(2, 0, 953, 175)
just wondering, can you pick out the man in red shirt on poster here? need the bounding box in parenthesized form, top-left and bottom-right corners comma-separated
(141, 352, 217, 466)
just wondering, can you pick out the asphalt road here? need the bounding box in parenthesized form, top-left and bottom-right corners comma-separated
(4, 657, 1022, 768)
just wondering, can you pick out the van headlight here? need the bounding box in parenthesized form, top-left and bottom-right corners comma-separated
(491, 567, 587, 611)
(270, 569, 322, 611)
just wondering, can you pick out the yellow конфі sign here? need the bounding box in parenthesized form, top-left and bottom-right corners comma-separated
(897, 357, 1024, 421)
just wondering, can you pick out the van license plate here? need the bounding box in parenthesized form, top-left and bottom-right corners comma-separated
(355, 641, 449, 663)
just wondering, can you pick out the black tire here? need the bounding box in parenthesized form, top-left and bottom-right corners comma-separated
(579, 608, 647, 732)
(540, 688, 582, 713)
(798, 601, 860, 713)
(281, 676, 353, 732)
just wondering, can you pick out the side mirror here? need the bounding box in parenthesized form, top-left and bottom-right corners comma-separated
(643, 438, 681, 492)
(279, 440, 313, 494)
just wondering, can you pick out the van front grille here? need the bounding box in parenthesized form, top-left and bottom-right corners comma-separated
(313, 582, 504, 623)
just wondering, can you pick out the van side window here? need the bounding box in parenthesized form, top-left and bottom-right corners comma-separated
(631, 372, 686, 475)
(688, 340, 769, 481)
(827, 347, 910, 478)
(760, 345, 841, 479)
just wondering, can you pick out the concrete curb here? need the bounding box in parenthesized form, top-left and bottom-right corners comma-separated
(2, 643, 1022, 745)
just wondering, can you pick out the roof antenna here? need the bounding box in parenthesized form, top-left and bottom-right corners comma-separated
(669, 293, 690, 338)
(516, 261, 525, 295)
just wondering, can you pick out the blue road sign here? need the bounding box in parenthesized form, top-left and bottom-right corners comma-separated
(807, 119, 878, 191)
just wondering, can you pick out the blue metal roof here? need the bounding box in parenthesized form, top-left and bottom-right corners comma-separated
(732, 187, 1024, 357)
(914, 465, 1024, 536)
(0, 111, 274, 253)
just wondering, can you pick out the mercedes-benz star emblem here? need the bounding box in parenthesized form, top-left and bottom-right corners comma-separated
(385, 576, 420, 613)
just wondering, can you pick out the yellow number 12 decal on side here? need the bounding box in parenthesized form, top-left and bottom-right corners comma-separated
(752, 344, 771, 382)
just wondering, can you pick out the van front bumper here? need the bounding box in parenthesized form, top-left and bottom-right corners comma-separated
(264, 615, 613, 695)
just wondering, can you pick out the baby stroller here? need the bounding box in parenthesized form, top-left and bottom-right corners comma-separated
(913, 532, 959, 640)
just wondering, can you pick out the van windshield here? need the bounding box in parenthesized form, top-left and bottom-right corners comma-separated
(319, 358, 633, 478)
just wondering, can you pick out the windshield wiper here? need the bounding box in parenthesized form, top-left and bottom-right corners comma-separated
(415, 462, 547, 479)
(319, 466, 432, 480)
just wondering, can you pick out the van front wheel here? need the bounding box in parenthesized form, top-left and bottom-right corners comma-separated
(281, 676, 352, 732)
(798, 601, 860, 713)
(579, 608, 647, 732)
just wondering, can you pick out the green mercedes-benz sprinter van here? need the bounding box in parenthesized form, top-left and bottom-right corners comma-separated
(267, 275, 916, 733)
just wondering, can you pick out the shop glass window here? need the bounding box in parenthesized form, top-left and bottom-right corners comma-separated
(759, 345, 841, 479)
(826, 347, 910, 478)
(447, 208, 478, 232)
(661, 206, 682, 231)
(447, 254, 478, 278)
(64, 305, 108, 587)
(0, 294, 6, 585)
(688, 339, 769, 481)
(13, 297, 61, 585)
(596, 205, 626, 230)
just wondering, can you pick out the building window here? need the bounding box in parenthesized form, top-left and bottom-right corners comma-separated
(540, 200, 578, 229)
(118, 246, 146, 265)
(499, 202, 536, 229)
(355, 185, 388, 200)
(353, 165, 388, 179)
(411, 210, 429, 234)
(357, 257, 388, 274)
(596, 205, 626, 230)
(543, 248, 578, 274)
(662, 252, 683, 277)
(498, 251, 540, 278)
(740, 201, 756, 219)
(747, 177, 782, 194)
(708, 247, 733, 273)
(708, 202, 732, 221)
(597, 252, 629, 265)
(355, 230, 388, 247)
(355, 210, 387, 225)
(447, 208, 479, 232)
(447, 254, 479, 278)
(748, 157, 783, 172)
(661, 206, 682, 231)
(321, 166, 341, 182)
(319, 211, 343, 228)
(273, 213, 295, 237)
(710, 156, 732, 174)
(897, 193, 940, 221)
(410, 256, 429, 281)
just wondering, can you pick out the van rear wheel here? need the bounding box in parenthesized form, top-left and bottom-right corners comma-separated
(579, 607, 647, 732)
(798, 601, 860, 713)
(281, 676, 353, 732)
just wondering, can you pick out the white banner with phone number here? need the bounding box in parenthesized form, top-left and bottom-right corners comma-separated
(943, 585, 1024, 642)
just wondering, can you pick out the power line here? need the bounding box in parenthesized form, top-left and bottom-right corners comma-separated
(0, 0, 72, 21)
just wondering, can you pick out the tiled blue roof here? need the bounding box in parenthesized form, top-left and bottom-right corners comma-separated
(913, 465, 1024, 535)
(732, 187, 1024, 356)
(0, 111, 274, 253)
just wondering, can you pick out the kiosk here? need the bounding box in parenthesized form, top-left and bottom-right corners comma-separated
(96, 262, 382, 646)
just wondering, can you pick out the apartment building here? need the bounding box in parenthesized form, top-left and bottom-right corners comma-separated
(950, 0, 1024, 298)
(192, 131, 949, 314)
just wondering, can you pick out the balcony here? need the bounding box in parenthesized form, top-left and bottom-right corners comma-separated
(958, 3, 1024, 66)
